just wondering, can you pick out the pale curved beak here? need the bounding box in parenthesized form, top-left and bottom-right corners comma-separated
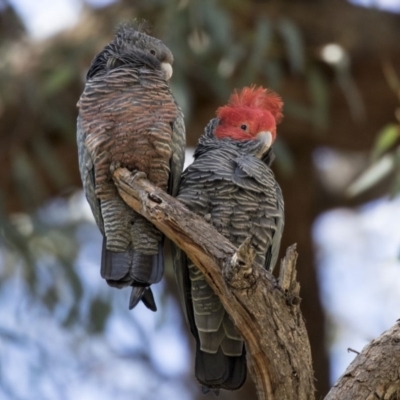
(161, 62, 173, 80)
(256, 131, 273, 149)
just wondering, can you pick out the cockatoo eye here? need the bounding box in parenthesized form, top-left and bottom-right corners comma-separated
(150, 49, 156, 56)
(240, 124, 247, 131)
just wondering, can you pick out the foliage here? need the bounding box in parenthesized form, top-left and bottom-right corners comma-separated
(348, 63, 400, 197)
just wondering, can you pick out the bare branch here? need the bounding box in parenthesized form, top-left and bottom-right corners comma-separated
(325, 322, 400, 400)
(113, 167, 315, 400)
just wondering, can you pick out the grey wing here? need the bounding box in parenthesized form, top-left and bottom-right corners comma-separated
(77, 115, 104, 232)
(168, 106, 186, 197)
(173, 165, 210, 329)
(268, 181, 284, 271)
(172, 242, 193, 330)
(232, 155, 284, 272)
(168, 106, 186, 311)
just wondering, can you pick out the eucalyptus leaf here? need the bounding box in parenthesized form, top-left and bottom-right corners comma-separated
(336, 67, 365, 122)
(43, 65, 75, 97)
(382, 61, 400, 95)
(88, 297, 112, 333)
(276, 18, 305, 74)
(307, 67, 329, 131)
(371, 124, 399, 161)
(204, 1, 232, 50)
(239, 17, 272, 86)
(346, 154, 395, 197)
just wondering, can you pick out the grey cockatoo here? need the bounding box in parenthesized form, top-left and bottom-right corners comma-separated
(77, 22, 185, 311)
(174, 86, 284, 391)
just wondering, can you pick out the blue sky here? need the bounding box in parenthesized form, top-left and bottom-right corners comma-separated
(7, 0, 400, 39)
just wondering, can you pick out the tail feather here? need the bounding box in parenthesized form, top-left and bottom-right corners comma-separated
(140, 287, 157, 311)
(129, 286, 146, 310)
(101, 243, 132, 283)
(195, 346, 247, 391)
(129, 286, 157, 311)
(220, 336, 244, 357)
(101, 237, 164, 310)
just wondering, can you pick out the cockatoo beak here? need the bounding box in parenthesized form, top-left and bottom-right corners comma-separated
(256, 131, 273, 150)
(161, 62, 173, 80)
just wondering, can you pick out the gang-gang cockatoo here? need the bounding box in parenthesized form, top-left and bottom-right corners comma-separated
(174, 86, 284, 391)
(77, 22, 185, 311)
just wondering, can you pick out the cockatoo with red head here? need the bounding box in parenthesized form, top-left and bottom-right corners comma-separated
(174, 86, 284, 391)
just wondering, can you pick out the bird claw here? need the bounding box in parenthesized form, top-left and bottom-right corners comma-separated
(109, 161, 122, 174)
(131, 170, 148, 180)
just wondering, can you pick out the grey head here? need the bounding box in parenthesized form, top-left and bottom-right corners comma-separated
(87, 21, 174, 80)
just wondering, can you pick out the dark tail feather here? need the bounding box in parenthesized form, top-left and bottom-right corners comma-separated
(129, 286, 157, 311)
(195, 346, 247, 391)
(101, 238, 131, 286)
(101, 238, 164, 310)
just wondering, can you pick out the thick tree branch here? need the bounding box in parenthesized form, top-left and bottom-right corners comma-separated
(325, 322, 400, 400)
(113, 167, 315, 400)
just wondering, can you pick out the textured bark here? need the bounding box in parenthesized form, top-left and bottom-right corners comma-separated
(325, 322, 400, 400)
(113, 167, 315, 400)
(113, 167, 400, 399)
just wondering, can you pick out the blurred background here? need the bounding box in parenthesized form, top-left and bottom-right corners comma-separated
(1, 0, 400, 399)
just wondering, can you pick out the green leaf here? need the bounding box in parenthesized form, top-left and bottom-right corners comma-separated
(238, 16, 272, 86)
(204, 1, 232, 50)
(307, 67, 329, 131)
(371, 124, 399, 161)
(43, 65, 75, 97)
(88, 297, 112, 333)
(346, 154, 395, 197)
(276, 18, 305, 74)
(336, 68, 365, 122)
(382, 61, 400, 95)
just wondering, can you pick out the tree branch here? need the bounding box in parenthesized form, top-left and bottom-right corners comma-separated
(112, 167, 400, 399)
(325, 322, 400, 400)
(113, 167, 315, 400)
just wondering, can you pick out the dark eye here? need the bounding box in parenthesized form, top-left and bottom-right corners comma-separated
(150, 49, 156, 56)
(240, 124, 247, 131)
